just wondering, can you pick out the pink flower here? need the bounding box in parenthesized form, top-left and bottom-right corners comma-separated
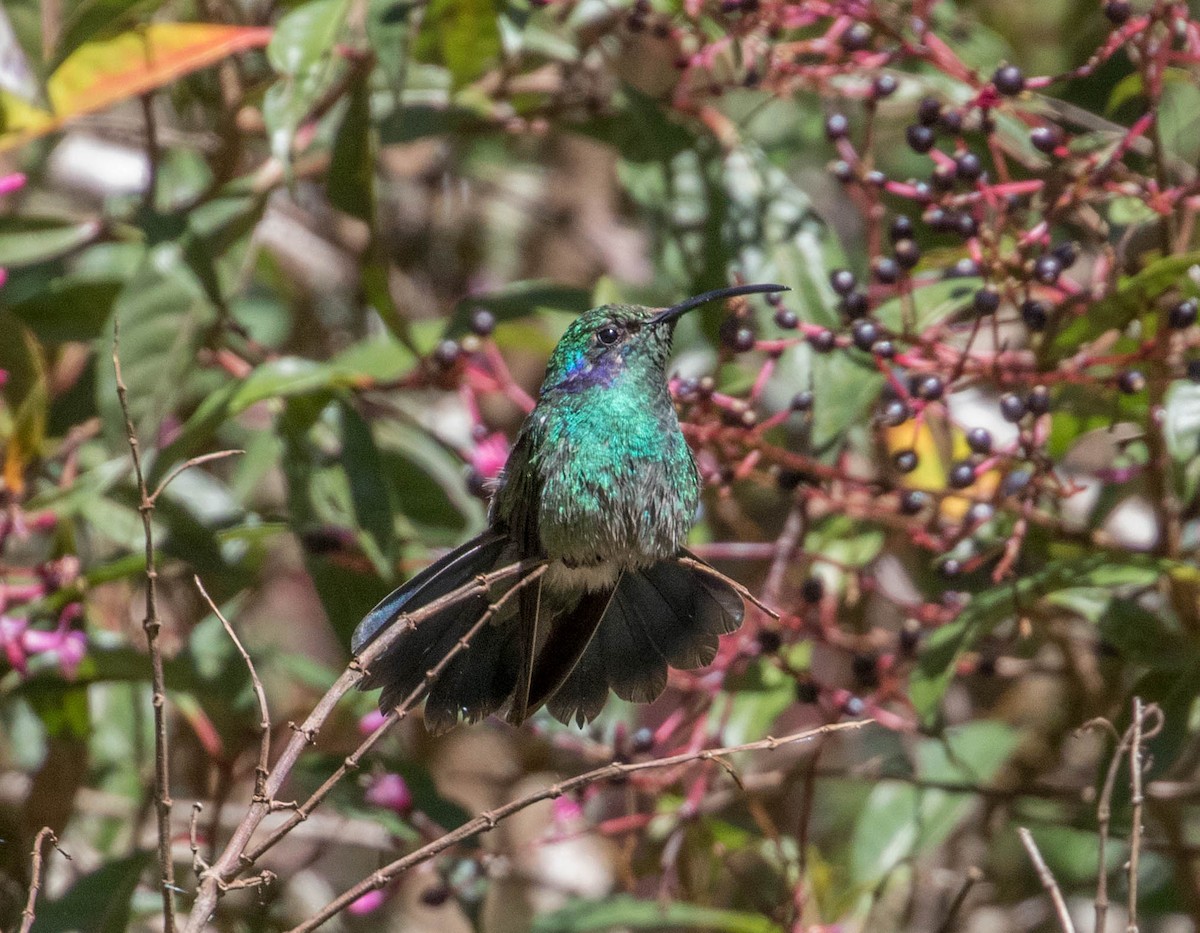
(347, 889, 386, 915)
(471, 431, 510, 480)
(366, 773, 413, 814)
(0, 173, 25, 196)
(0, 605, 87, 678)
(358, 708, 388, 735)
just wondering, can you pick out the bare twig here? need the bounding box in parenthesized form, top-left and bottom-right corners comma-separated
(150, 451, 244, 505)
(1091, 717, 1136, 933)
(114, 321, 177, 932)
(244, 564, 549, 865)
(19, 828, 68, 933)
(936, 866, 984, 933)
(288, 719, 873, 932)
(182, 558, 543, 931)
(1018, 826, 1076, 933)
(1128, 697, 1146, 933)
(194, 576, 271, 801)
(679, 555, 782, 621)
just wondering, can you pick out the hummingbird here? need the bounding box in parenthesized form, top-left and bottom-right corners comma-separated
(351, 283, 787, 732)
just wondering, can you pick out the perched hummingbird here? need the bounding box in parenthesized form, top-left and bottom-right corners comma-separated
(352, 283, 787, 732)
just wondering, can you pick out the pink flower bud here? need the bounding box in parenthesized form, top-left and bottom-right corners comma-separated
(358, 709, 388, 735)
(366, 773, 413, 814)
(348, 889, 387, 915)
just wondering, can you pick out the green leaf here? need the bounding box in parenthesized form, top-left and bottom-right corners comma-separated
(810, 352, 882, 455)
(850, 722, 1017, 885)
(574, 85, 695, 164)
(532, 896, 783, 933)
(874, 277, 981, 334)
(1164, 380, 1200, 503)
(9, 278, 123, 342)
(263, 0, 349, 161)
(414, 0, 501, 90)
(30, 851, 151, 933)
(1051, 252, 1200, 355)
(339, 400, 397, 563)
(328, 70, 375, 223)
(910, 555, 1163, 720)
(96, 243, 217, 442)
(0, 217, 101, 267)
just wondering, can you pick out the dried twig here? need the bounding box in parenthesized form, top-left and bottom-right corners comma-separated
(19, 827, 68, 933)
(244, 564, 549, 865)
(1018, 826, 1076, 933)
(150, 451, 244, 505)
(935, 866, 984, 933)
(194, 576, 271, 800)
(679, 555, 782, 621)
(288, 719, 872, 932)
(1128, 697, 1146, 933)
(182, 558, 544, 930)
(114, 321, 177, 932)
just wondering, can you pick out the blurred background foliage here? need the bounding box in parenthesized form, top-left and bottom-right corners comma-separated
(0, 0, 1199, 929)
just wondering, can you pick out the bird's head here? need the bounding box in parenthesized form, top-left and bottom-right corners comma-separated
(541, 283, 787, 394)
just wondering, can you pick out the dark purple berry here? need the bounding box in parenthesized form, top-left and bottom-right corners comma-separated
(894, 449, 919, 473)
(825, 112, 850, 140)
(631, 726, 654, 752)
(993, 64, 1025, 96)
(882, 399, 911, 426)
(830, 268, 857, 295)
(830, 160, 855, 183)
(852, 319, 879, 351)
(841, 291, 869, 318)
(1001, 469, 1032, 496)
(421, 886, 452, 907)
(774, 307, 799, 329)
(955, 213, 979, 238)
(974, 287, 1000, 315)
(1030, 126, 1062, 154)
(1052, 242, 1079, 269)
(966, 502, 994, 525)
(1104, 0, 1132, 24)
(1118, 369, 1145, 394)
(851, 653, 879, 688)
(967, 427, 993, 454)
(939, 110, 963, 134)
(873, 339, 896, 359)
(873, 256, 901, 284)
(434, 339, 461, 368)
(918, 375, 945, 401)
(930, 163, 957, 191)
(906, 124, 936, 154)
(840, 21, 873, 51)
(894, 239, 921, 269)
(469, 308, 496, 337)
(946, 257, 980, 279)
(917, 96, 942, 126)
(1021, 299, 1049, 331)
(889, 215, 915, 242)
(756, 629, 783, 654)
(948, 461, 975, 488)
(899, 489, 929, 514)
(864, 170, 887, 187)
(810, 329, 836, 353)
(1027, 384, 1051, 415)
(791, 390, 814, 412)
(1168, 298, 1198, 330)
(1033, 254, 1062, 285)
(795, 680, 820, 703)
(730, 326, 756, 352)
(801, 576, 824, 603)
(1000, 392, 1026, 422)
(873, 73, 898, 98)
(940, 558, 962, 578)
(955, 151, 984, 181)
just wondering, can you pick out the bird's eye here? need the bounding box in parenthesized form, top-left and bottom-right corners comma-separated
(597, 323, 621, 346)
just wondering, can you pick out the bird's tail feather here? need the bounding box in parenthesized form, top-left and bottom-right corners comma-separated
(545, 554, 744, 727)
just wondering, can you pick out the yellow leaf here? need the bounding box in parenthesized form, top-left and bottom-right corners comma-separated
(0, 24, 272, 151)
(885, 416, 999, 522)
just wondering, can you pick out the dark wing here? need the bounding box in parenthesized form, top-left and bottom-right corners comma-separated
(544, 553, 744, 726)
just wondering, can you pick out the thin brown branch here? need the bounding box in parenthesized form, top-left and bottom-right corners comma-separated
(194, 576, 271, 801)
(244, 564, 550, 865)
(679, 555, 781, 621)
(113, 319, 177, 932)
(936, 866, 984, 933)
(182, 557, 544, 931)
(150, 450, 245, 505)
(1018, 826, 1076, 933)
(1091, 716, 1135, 933)
(1128, 697, 1146, 933)
(19, 828, 67, 933)
(288, 719, 873, 933)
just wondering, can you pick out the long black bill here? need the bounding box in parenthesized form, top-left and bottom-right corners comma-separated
(648, 282, 789, 326)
